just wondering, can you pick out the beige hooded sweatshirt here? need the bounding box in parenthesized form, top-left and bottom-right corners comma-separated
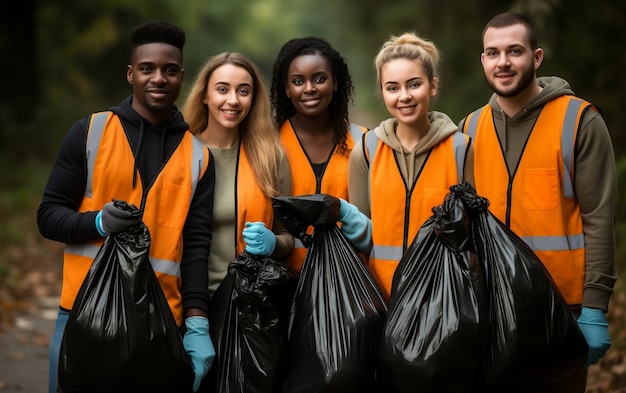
(348, 111, 471, 218)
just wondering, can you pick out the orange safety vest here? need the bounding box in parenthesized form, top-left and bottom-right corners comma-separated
(62, 111, 209, 325)
(235, 143, 274, 255)
(280, 121, 366, 274)
(365, 131, 469, 300)
(463, 96, 594, 306)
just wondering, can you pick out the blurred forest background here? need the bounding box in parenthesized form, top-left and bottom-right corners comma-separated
(0, 0, 625, 391)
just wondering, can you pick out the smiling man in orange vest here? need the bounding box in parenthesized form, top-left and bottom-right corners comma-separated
(38, 21, 216, 392)
(460, 12, 617, 393)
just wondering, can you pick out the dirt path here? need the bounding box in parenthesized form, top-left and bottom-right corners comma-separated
(0, 296, 57, 393)
(0, 237, 62, 393)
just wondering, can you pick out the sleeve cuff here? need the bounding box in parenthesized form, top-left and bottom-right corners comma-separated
(583, 286, 612, 312)
(95, 210, 107, 237)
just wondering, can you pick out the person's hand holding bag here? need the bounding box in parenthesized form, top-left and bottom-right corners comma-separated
(95, 201, 141, 236)
(338, 199, 372, 253)
(577, 307, 611, 366)
(183, 316, 216, 391)
(242, 221, 277, 256)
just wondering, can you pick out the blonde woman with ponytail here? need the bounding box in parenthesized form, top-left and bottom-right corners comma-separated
(348, 32, 473, 300)
(182, 52, 294, 300)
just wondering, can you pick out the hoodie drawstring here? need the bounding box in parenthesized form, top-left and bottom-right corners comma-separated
(501, 108, 508, 153)
(160, 122, 168, 166)
(132, 120, 145, 190)
(132, 119, 170, 215)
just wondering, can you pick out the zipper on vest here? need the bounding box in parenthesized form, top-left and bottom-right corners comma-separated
(505, 179, 513, 226)
(403, 195, 411, 251)
(400, 149, 430, 250)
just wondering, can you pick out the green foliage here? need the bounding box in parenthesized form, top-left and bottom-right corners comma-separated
(0, 158, 49, 246)
(525, 1, 626, 156)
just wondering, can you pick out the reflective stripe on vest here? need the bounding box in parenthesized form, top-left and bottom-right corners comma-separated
(452, 132, 467, 183)
(349, 123, 366, 143)
(65, 243, 182, 276)
(371, 244, 403, 262)
(464, 106, 484, 140)
(85, 112, 108, 199)
(189, 136, 207, 202)
(521, 233, 585, 251)
(561, 98, 587, 198)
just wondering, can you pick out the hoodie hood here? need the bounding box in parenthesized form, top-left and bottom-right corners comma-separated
(373, 111, 458, 155)
(372, 111, 459, 184)
(488, 76, 575, 122)
(109, 96, 190, 191)
(109, 95, 189, 132)
(484, 76, 575, 155)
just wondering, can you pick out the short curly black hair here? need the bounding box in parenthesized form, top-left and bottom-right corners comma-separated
(271, 37, 354, 155)
(130, 20, 185, 51)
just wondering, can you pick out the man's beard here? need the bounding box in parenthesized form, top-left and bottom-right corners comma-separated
(485, 64, 535, 98)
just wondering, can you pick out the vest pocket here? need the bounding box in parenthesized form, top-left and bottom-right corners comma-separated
(523, 168, 558, 210)
(158, 182, 191, 229)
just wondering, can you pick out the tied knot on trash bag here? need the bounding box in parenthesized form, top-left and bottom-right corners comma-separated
(272, 194, 340, 248)
(451, 182, 490, 212)
(432, 190, 473, 254)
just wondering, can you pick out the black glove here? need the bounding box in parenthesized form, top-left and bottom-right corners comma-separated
(98, 201, 141, 235)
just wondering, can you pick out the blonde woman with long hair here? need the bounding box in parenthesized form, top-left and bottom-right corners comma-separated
(182, 52, 294, 299)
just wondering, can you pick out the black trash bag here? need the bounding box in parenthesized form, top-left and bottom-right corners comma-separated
(273, 195, 387, 393)
(206, 252, 289, 393)
(272, 193, 340, 247)
(59, 200, 193, 393)
(453, 183, 589, 392)
(377, 190, 490, 393)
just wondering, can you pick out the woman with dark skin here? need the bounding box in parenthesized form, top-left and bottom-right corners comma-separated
(271, 37, 370, 276)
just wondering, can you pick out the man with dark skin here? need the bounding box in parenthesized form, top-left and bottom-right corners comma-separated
(38, 21, 216, 392)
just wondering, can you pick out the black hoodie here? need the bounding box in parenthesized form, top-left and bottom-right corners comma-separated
(37, 96, 215, 315)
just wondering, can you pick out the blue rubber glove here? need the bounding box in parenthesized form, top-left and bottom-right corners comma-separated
(242, 221, 277, 256)
(338, 199, 372, 253)
(577, 307, 611, 366)
(183, 316, 216, 392)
